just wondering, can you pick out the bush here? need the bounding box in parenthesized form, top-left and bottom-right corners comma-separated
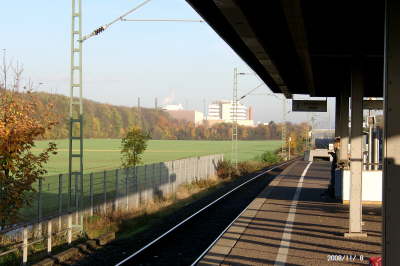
(237, 161, 266, 176)
(0, 251, 19, 266)
(216, 160, 238, 179)
(259, 151, 280, 164)
(217, 160, 268, 178)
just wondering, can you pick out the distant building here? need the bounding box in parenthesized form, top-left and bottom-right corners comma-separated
(162, 104, 184, 111)
(206, 100, 254, 126)
(165, 110, 204, 125)
(248, 106, 254, 120)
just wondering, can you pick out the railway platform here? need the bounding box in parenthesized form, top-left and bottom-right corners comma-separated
(198, 161, 382, 265)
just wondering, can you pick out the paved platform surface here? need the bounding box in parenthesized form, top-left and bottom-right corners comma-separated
(198, 161, 382, 266)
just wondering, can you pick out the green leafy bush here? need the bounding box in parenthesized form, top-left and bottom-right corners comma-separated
(121, 126, 151, 168)
(0, 251, 19, 266)
(259, 150, 280, 164)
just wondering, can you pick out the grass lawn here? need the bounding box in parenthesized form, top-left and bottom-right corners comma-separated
(33, 139, 282, 176)
(14, 139, 280, 225)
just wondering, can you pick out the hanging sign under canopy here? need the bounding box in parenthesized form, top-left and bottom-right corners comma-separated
(363, 99, 383, 110)
(292, 100, 327, 112)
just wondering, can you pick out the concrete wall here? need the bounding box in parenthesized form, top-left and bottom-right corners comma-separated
(335, 169, 382, 203)
(304, 149, 332, 162)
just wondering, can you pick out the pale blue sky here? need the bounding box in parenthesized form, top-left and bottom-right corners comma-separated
(0, 0, 334, 127)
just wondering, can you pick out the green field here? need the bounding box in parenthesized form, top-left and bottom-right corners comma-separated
(33, 139, 282, 176)
(13, 139, 282, 224)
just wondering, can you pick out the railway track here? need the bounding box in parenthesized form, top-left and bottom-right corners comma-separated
(113, 160, 295, 266)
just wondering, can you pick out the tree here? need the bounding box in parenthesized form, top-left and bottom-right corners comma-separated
(120, 126, 151, 168)
(0, 89, 58, 226)
(0, 87, 313, 142)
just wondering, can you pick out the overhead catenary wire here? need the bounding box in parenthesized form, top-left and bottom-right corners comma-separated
(80, 0, 204, 43)
(239, 83, 265, 100)
(122, 18, 204, 22)
(252, 71, 284, 100)
(80, 0, 153, 42)
(238, 77, 288, 159)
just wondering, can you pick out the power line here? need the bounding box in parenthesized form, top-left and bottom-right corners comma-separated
(68, 0, 204, 217)
(80, 0, 153, 42)
(122, 19, 204, 23)
(80, 0, 204, 43)
(239, 83, 265, 101)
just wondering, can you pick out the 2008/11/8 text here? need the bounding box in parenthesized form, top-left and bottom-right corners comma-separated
(327, 254, 365, 262)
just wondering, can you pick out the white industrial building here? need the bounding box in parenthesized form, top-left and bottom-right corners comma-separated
(162, 104, 184, 111)
(206, 100, 254, 126)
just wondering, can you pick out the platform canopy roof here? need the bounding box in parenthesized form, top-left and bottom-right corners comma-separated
(186, 0, 384, 98)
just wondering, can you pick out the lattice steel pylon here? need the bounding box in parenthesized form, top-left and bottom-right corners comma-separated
(69, 0, 83, 212)
(232, 68, 239, 168)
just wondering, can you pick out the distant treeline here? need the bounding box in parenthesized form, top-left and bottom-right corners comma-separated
(27, 91, 310, 141)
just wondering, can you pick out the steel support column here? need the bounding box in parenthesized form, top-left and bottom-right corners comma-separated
(368, 121, 374, 170)
(383, 0, 400, 264)
(339, 90, 350, 163)
(335, 96, 341, 138)
(374, 130, 380, 170)
(345, 59, 366, 237)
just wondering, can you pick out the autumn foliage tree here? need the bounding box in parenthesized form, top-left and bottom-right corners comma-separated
(0, 89, 58, 226)
(287, 122, 310, 155)
(120, 126, 151, 168)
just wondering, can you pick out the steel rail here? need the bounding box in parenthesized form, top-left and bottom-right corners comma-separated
(115, 159, 295, 266)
